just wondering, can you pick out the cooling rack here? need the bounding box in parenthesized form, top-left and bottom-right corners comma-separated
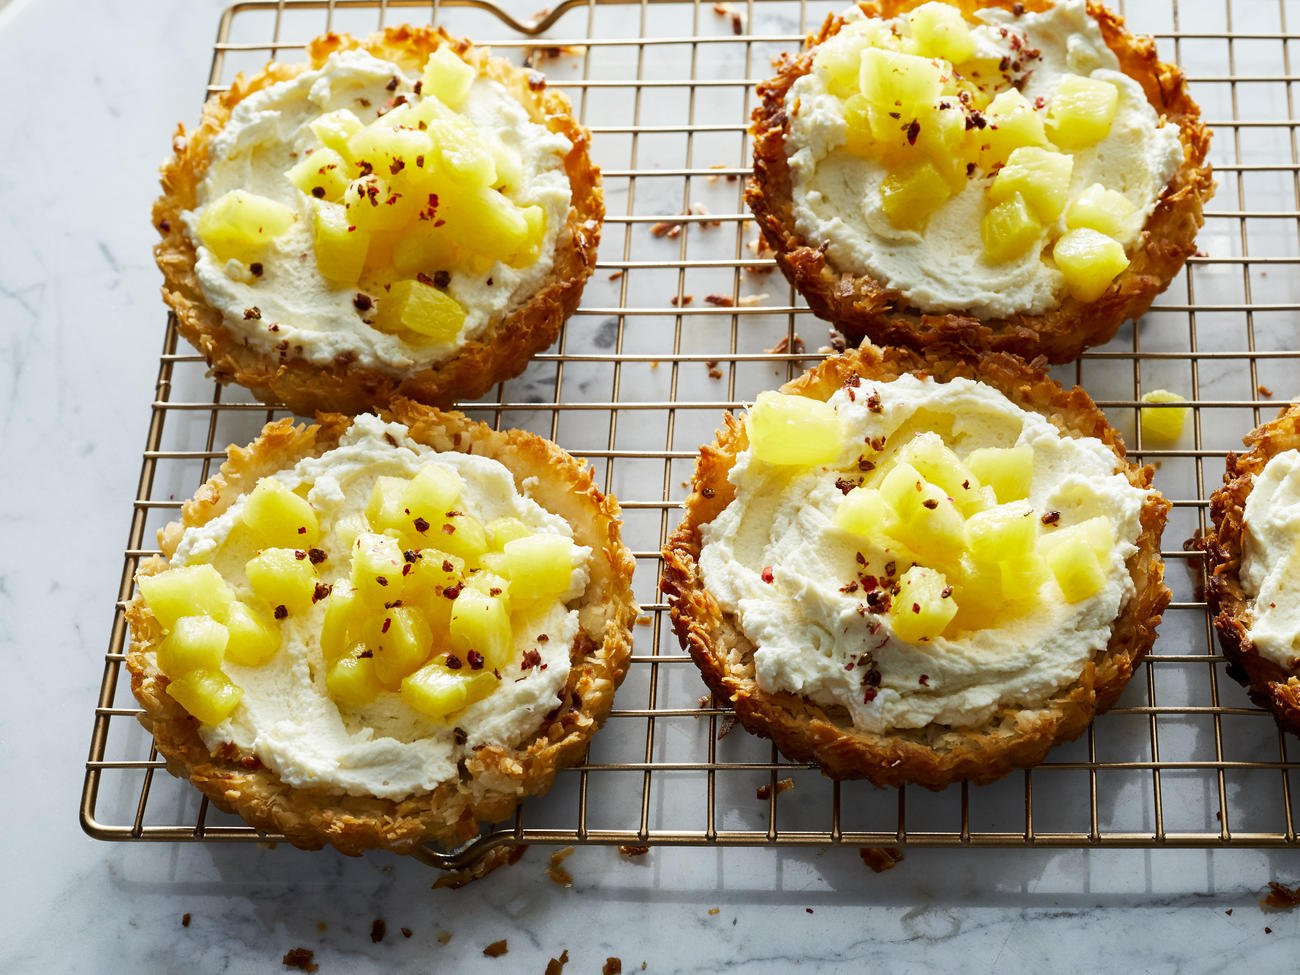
(82, 0, 1300, 869)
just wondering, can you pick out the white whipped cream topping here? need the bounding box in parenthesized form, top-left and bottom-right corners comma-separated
(170, 415, 591, 800)
(183, 48, 573, 373)
(1240, 448, 1300, 672)
(698, 376, 1150, 733)
(785, 0, 1185, 318)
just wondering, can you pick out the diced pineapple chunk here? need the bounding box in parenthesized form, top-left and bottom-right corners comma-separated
(449, 185, 532, 260)
(365, 475, 415, 534)
(312, 200, 368, 285)
(166, 668, 244, 725)
(859, 48, 944, 111)
(747, 391, 843, 467)
(489, 517, 532, 549)
(196, 190, 296, 266)
(344, 174, 406, 233)
(427, 119, 499, 188)
(907, 2, 975, 63)
(879, 162, 952, 230)
(987, 146, 1074, 222)
(981, 193, 1043, 264)
(422, 47, 478, 109)
(888, 566, 958, 642)
(245, 548, 317, 617)
(1044, 533, 1107, 602)
(950, 554, 1005, 625)
(1052, 228, 1130, 302)
(1000, 551, 1050, 599)
(222, 601, 281, 667)
(346, 121, 432, 178)
(326, 646, 384, 707)
(286, 148, 350, 202)
(350, 532, 407, 604)
(434, 510, 489, 563)
(137, 564, 236, 630)
(241, 476, 320, 548)
(406, 464, 463, 520)
(1140, 389, 1190, 443)
(842, 93, 884, 157)
(373, 278, 466, 342)
(1038, 515, 1115, 565)
(965, 446, 1034, 503)
(502, 534, 577, 598)
(156, 615, 228, 678)
(404, 550, 465, 632)
(1046, 74, 1119, 149)
(320, 586, 361, 661)
(878, 462, 966, 570)
(310, 109, 363, 156)
(401, 661, 497, 721)
(449, 586, 513, 670)
(894, 432, 987, 514)
(979, 89, 1049, 169)
(834, 486, 902, 539)
(963, 501, 1038, 563)
(814, 39, 865, 98)
(1065, 183, 1136, 239)
(369, 605, 435, 689)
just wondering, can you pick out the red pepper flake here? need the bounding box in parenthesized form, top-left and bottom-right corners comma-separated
(884, 561, 897, 577)
(312, 583, 332, 603)
(389, 158, 405, 175)
(441, 559, 455, 573)
(863, 688, 878, 703)
(866, 391, 883, 414)
(282, 948, 318, 972)
(357, 648, 372, 658)
(385, 76, 399, 91)
(840, 581, 859, 594)
(835, 477, 858, 495)
(415, 154, 425, 168)
(856, 552, 867, 566)
(381, 617, 392, 634)
(413, 80, 423, 95)
(857, 457, 875, 472)
(1041, 511, 1061, 525)
(537, 634, 549, 642)
(701, 486, 715, 499)
(912, 602, 921, 614)
(249, 262, 263, 276)
(1012, 1, 1025, 13)
(294, 549, 307, 560)
(922, 499, 939, 510)
(940, 586, 953, 599)
(670, 294, 693, 307)
(483, 940, 509, 958)
(522, 649, 542, 669)
(376, 576, 389, 587)
(443, 584, 462, 600)
(158, 219, 172, 233)
(467, 650, 485, 670)
(181, 913, 191, 927)
(442, 523, 456, 535)
(919, 674, 929, 686)
(906, 119, 921, 145)
(445, 654, 462, 669)
(433, 269, 451, 288)
(760, 566, 775, 584)
(403, 550, 419, 563)
(413, 516, 430, 533)
(243, 307, 261, 320)
(866, 590, 891, 614)
(453, 727, 468, 745)
(401, 928, 412, 939)
(274, 605, 288, 620)
(353, 293, 373, 312)
(371, 919, 387, 942)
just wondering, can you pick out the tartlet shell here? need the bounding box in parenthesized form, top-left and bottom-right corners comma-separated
(125, 401, 638, 856)
(661, 345, 1171, 788)
(1202, 404, 1300, 736)
(153, 26, 604, 416)
(746, 0, 1215, 364)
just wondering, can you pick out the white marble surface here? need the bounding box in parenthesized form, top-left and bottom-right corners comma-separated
(3, 0, 1300, 971)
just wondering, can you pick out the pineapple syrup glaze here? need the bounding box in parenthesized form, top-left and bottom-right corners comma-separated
(183, 48, 573, 372)
(697, 377, 1152, 734)
(168, 416, 591, 800)
(784, 0, 1184, 319)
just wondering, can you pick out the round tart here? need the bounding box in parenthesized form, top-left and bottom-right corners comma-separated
(662, 345, 1170, 787)
(125, 401, 636, 855)
(746, 0, 1213, 363)
(1203, 404, 1300, 736)
(153, 26, 603, 415)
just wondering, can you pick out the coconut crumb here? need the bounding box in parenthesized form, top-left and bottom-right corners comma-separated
(1261, 880, 1300, 909)
(859, 847, 905, 872)
(483, 940, 509, 958)
(755, 777, 795, 800)
(546, 846, 576, 887)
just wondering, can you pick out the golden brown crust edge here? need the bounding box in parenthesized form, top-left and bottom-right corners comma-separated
(661, 345, 1171, 788)
(745, 0, 1215, 364)
(125, 401, 638, 856)
(152, 26, 603, 416)
(1202, 404, 1300, 736)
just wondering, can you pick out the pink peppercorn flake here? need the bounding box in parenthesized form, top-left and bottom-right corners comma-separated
(761, 566, 774, 584)
(381, 617, 391, 634)
(274, 605, 288, 620)
(445, 654, 462, 670)
(919, 674, 929, 686)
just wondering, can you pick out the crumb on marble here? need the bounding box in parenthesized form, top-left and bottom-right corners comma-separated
(635, 615, 652, 626)
(484, 939, 509, 957)
(859, 847, 905, 872)
(1259, 385, 1274, 398)
(707, 907, 720, 915)
(717, 714, 738, 739)
(370, 919, 386, 943)
(434, 844, 527, 889)
(756, 778, 795, 800)
(546, 846, 576, 887)
(1261, 880, 1300, 909)
(437, 930, 452, 944)
(282, 948, 318, 972)
(618, 844, 650, 858)
(545, 949, 570, 975)
(603, 959, 623, 975)
(181, 913, 191, 928)
(401, 927, 413, 939)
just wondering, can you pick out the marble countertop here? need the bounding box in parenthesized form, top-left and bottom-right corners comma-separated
(2, 0, 1298, 971)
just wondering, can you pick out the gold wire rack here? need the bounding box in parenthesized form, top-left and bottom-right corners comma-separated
(82, 0, 1300, 868)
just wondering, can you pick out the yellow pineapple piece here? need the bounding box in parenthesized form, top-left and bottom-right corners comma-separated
(312, 201, 368, 285)
(365, 474, 415, 534)
(196, 190, 295, 266)
(502, 534, 577, 599)
(950, 554, 1005, 627)
(373, 279, 466, 343)
(449, 185, 532, 263)
(1046, 74, 1119, 149)
(326, 645, 384, 707)
(222, 601, 281, 667)
(1043, 533, 1107, 602)
(859, 48, 944, 111)
(987, 146, 1074, 222)
(916, 102, 976, 190)
(350, 532, 407, 604)
(344, 173, 407, 234)
(166, 668, 243, 725)
(346, 123, 433, 182)
(320, 586, 362, 661)
(907, 2, 975, 63)
(1038, 515, 1115, 565)
(310, 109, 363, 156)
(813, 39, 865, 98)
(369, 605, 435, 689)
(1140, 389, 1190, 442)
(432, 510, 489, 563)
(1000, 550, 1050, 598)
(245, 548, 317, 617)
(401, 661, 497, 721)
(841, 93, 882, 157)
(888, 566, 958, 642)
(878, 462, 966, 571)
(747, 391, 842, 467)
(403, 550, 465, 633)
(405, 463, 463, 519)
(879, 162, 952, 230)
(963, 501, 1038, 564)
(137, 564, 236, 630)
(485, 134, 525, 192)
(980, 193, 1043, 264)
(1052, 228, 1130, 302)
(509, 205, 547, 268)
(423, 47, 478, 109)
(427, 118, 499, 188)
(449, 587, 513, 670)
(241, 476, 320, 548)
(979, 89, 1049, 169)
(965, 446, 1034, 503)
(286, 148, 351, 202)
(488, 517, 532, 548)
(894, 432, 989, 515)
(1065, 183, 1136, 239)
(156, 615, 229, 678)
(834, 486, 902, 539)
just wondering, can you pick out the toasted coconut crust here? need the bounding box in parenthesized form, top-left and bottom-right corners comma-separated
(153, 26, 603, 416)
(125, 402, 638, 856)
(1202, 404, 1300, 736)
(662, 345, 1171, 788)
(746, 0, 1214, 364)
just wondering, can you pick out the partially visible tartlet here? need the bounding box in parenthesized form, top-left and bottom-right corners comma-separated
(1203, 404, 1300, 736)
(662, 345, 1170, 788)
(746, 0, 1213, 363)
(154, 26, 603, 416)
(125, 401, 636, 855)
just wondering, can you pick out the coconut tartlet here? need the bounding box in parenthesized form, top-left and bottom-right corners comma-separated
(662, 345, 1170, 788)
(125, 401, 636, 855)
(153, 26, 603, 415)
(746, 0, 1213, 364)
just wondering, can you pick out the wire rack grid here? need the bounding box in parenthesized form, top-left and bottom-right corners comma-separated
(83, 0, 1300, 869)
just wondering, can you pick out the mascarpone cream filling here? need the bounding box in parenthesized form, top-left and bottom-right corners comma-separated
(169, 415, 591, 800)
(784, 0, 1185, 319)
(1240, 448, 1300, 672)
(698, 376, 1151, 733)
(183, 48, 573, 373)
